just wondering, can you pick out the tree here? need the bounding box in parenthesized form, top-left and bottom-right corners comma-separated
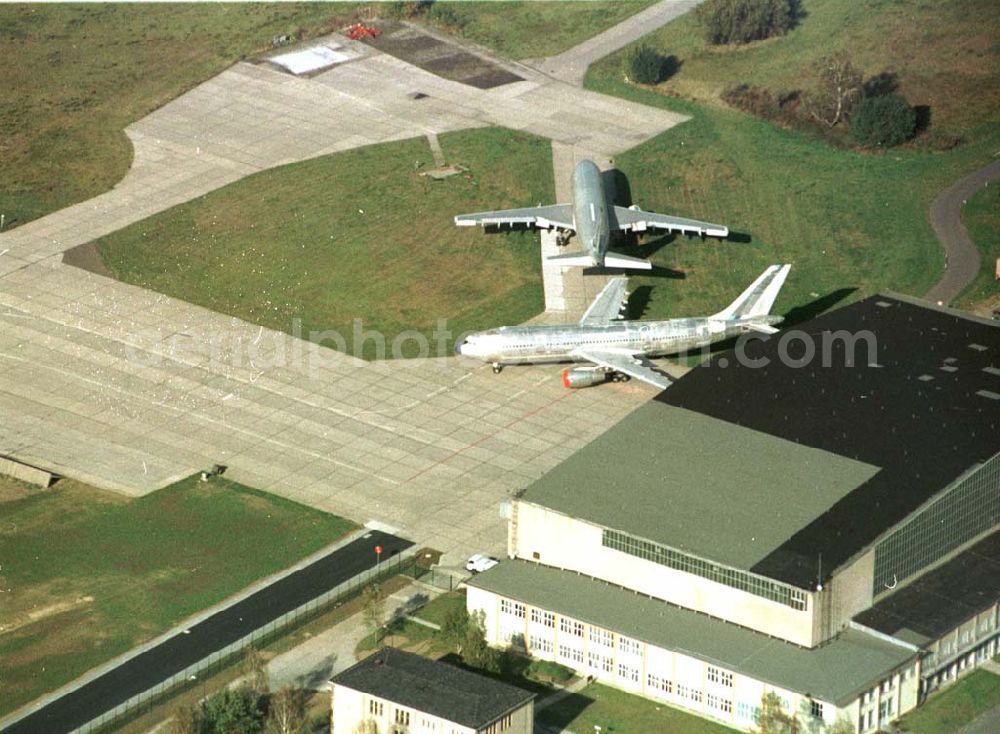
(461, 610, 502, 673)
(362, 583, 387, 642)
(753, 692, 801, 734)
(806, 55, 863, 127)
(264, 686, 306, 734)
(624, 45, 673, 85)
(824, 715, 856, 734)
(242, 646, 270, 701)
(440, 605, 469, 648)
(170, 705, 202, 734)
(851, 92, 917, 148)
(200, 687, 264, 734)
(352, 720, 379, 734)
(697, 0, 796, 45)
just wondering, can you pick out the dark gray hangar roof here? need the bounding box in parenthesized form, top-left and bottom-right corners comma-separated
(521, 295, 998, 589)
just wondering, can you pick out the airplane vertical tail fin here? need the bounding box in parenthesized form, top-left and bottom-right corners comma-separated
(712, 264, 791, 320)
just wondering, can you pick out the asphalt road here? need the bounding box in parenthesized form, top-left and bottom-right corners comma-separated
(925, 159, 1000, 305)
(3, 530, 412, 734)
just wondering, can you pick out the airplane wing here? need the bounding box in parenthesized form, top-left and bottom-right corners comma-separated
(454, 204, 574, 230)
(579, 277, 629, 326)
(612, 205, 728, 238)
(572, 348, 673, 390)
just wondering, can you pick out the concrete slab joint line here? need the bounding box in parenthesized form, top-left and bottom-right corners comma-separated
(0, 17, 673, 594)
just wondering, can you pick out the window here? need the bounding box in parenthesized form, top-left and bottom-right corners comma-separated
(587, 652, 613, 673)
(512, 602, 525, 618)
(560, 617, 584, 636)
(708, 667, 720, 684)
(677, 684, 702, 703)
(501, 599, 513, 616)
(369, 699, 384, 716)
(421, 717, 437, 731)
(810, 700, 824, 719)
(720, 699, 733, 713)
(531, 609, 555, 627)
(647, 673, 673, 694)
(879, 697, 894, 722)
(395, 709, 410, 726)
(558, 644, 584, 664)
(618, 636, 640, 656)
(499, 714, 512, 731)
(707, 693, 719, 709)
(602, 528, 809, 609)
(530, 635, 553, 654)
(617, 662, 639, 683)
(589, 627, 613, 647)
(737, 701, 758, 721)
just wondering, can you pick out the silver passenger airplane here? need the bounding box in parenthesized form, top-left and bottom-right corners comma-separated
(455, 265, 791, 389)
(454, 159, 729, 270)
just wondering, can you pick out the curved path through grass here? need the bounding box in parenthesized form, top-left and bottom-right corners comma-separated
(925, 159, 1000, 305)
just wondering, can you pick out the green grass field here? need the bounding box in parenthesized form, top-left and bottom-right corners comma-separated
(583, 0, 1000, 320)
(0, 475, 355, 717)
(97, 127, 550, 359)
(422, 0, 657, 60)
(0, 2, 650, 231)
(626, 0, 999, 139)
(958, 183, 1000, 309)
(898, 670, 1000, 734)
(539, 682, 740, 734)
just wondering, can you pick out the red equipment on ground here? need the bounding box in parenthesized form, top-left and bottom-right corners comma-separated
(346, 23, 380, 41)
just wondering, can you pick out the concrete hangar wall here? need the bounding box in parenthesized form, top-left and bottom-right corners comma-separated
(468, 295, 999, 734)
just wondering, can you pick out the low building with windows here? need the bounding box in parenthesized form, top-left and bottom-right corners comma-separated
(467, 295, 999, 733)
(330, 648, 534, 734)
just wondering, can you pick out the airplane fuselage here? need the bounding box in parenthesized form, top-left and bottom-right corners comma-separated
(457, 315, 782, 366)
(570, 159, 610, 267)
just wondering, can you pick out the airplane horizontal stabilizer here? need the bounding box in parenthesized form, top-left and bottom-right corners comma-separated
(603, 252, 653, 270)
(745, 323, 779, 334)
(547, 251, 594, 267)
(712, 264, 791, 319)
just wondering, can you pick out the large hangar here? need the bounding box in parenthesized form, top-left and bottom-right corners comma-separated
(467, 294, 999, 733)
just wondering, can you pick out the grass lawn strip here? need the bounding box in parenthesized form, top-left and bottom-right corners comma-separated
(957, 183, 1000, 309)
(0, 475, 355, 718)
(898, 669, 1000, 734)
(538, 682, 740, 734)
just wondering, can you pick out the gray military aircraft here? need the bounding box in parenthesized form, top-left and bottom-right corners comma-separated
(454, 159, 729, 270)
(455, 264, 791, 389)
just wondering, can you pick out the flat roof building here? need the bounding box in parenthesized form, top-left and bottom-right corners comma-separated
(468, 295, 999, 733)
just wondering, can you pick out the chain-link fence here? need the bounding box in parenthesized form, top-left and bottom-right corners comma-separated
(75, 549, 422, 734)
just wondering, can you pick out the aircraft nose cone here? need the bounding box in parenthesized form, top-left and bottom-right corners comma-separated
(455, 341, 464, 356)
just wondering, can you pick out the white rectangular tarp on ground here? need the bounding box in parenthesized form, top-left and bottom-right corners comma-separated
(270, 45, 351, 75)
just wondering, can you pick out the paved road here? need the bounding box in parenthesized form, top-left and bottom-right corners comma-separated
(2, 531, 411, 734)
(534, 0, 704, 85)
(925, 159, 1000, 305)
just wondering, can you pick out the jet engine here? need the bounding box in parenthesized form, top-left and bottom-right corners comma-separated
(561, 368, 608, 389)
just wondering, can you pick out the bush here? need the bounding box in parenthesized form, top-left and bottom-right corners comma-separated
(852, 92, 917, 148)
(624, 45, 675, 85)
(697, 0, 796, 45)
(528, 659, 574, 683)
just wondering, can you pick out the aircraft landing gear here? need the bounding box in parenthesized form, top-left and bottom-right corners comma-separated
(611, 372, 630, 383)
(556, 233, 570, 247)
(492, 363, 503, 374)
